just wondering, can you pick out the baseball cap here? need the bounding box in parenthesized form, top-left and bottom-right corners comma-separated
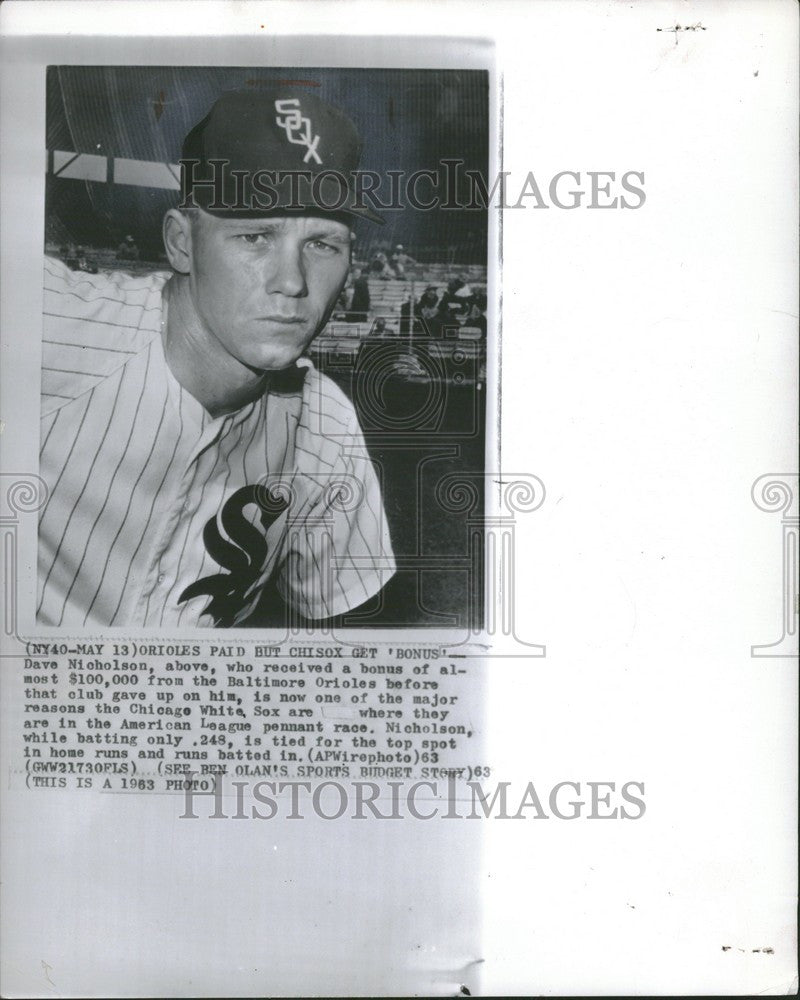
(181, 88, 383, 224)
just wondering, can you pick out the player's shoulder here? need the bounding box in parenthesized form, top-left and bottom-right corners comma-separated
(42, 256, 171, 418)
(44, 255, 170, 297)
(276, 358, 366, 476)
(43, 254, 170, 334)
(298, 358, 361, 438)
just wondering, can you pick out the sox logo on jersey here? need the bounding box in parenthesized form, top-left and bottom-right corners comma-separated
(178, 485, 289, 627)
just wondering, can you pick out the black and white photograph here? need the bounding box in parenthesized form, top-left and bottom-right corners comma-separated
(39, 65, 489, 630)
(0, 2, 797, 998)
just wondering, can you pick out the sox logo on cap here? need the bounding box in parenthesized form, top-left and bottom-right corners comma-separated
(274, 98, 322, 164)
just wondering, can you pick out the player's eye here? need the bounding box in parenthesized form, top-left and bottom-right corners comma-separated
(306, 239, 341, 255)
(237, 233, 272, 246)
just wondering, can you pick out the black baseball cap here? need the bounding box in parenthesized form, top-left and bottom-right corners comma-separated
(180, 88, 383, 224)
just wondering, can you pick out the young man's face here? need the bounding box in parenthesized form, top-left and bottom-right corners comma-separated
(185, 211, 351, 372)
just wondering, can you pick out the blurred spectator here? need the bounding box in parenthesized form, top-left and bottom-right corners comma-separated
(400, 285, 442, 338)
(333, 287, 350, 318)
(75, 246, 98, 274)
(399, 297, 412, 336)
(389, 244, 416, 279)
(349, 268, 371, 322)
(116, 234, 140, 261)
(369, 251, 393, 278)
(466, 292, 487, 336)
(438, 277, 473, 329)
(416, 285, 442, 337)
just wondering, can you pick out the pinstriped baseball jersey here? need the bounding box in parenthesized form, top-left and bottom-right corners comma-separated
(38, 256, 395, 628)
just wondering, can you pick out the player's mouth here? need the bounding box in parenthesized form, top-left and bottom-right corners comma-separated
(260, 314, 305, 325)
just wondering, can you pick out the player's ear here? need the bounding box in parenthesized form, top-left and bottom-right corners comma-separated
(163, 209, 193, 274)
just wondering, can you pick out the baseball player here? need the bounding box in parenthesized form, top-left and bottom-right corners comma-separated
(38, 89, 395, 628)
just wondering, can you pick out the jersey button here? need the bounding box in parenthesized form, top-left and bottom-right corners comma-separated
(158, 573, 165, 584)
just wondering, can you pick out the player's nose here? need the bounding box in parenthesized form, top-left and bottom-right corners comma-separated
(266, 239, 307, 297)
